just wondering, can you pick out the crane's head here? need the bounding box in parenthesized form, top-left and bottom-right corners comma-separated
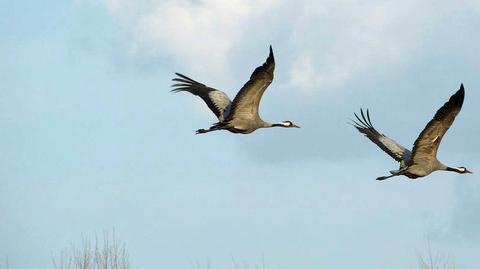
(446, 166, 472, 174)
(456, 166, 473, 174)
(279, 120, 300, 128)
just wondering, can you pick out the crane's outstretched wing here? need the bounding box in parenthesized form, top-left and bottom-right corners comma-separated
(411, 84, 465, 164)
(351, 109, 410, 162)
(171, 73, 232, 121)
(227, 46, 275, 121)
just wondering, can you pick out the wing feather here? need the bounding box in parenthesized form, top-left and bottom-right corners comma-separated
(411, 84, 465, 164)
(171, 73, 231, 121)
(351, 109, 410, 162)
(227, 46, 275, 121)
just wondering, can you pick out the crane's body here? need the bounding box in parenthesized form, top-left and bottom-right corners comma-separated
(171, 46, 299, 134)
(352, 85, 472, 180)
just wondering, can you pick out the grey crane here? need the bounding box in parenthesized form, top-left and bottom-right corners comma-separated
(352, 84, 472, 180)
(171, 46, 299, 134)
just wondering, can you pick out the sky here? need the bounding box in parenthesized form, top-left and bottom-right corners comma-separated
(1, 0, 480, 268)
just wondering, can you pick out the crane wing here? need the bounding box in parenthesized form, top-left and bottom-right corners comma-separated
(227, 46, 275, 121)
(352, 109, 410, 162)
(171, 73, 232, 121)
(411, 84, 465, 164)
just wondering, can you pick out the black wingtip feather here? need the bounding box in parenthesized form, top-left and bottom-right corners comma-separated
(360, 109, 367, 124)
(366, 109, 373, 126)
(354, 113, 366, 129)
(458, 83, 465, 95)
(360, 109, 372, 128)
(451, 84, 465, 105)
(351, 109, 375, 130)
(174, 73, 199, 84)
(268, 45, 274, 63)
(354, 112, 363, 126)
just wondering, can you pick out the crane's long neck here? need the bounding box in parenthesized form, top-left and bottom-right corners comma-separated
(263, 121, 287, 128)
(443, 162, 463, 173)
(442, 161, 471, 174)
(445, 166, 463, 173)
(437, 162, 448, 171)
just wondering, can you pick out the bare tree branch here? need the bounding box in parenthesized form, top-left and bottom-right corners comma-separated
(53, 230, 131, 269)
(417, 242, 456, 269)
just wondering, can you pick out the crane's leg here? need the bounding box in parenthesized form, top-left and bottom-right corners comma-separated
(389, 169, 400, 175)
(195, 125, 222, 134)
(377, 167, 408, 180)
(377, 169, 406, 180)
(376, 174, 400, 180)
(195, 128, 212, 134)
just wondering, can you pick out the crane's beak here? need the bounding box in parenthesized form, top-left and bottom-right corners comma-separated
(466, 169, 473, 174)
(292, 124, 300, 128)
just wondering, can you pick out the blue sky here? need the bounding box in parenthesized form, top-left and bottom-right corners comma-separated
(1, 0, 480, 268)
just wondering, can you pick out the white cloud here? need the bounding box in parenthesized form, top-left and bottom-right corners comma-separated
(285, 1, 434, 91)
(104, 0, 441, 91)
(289, 56, 351, 90)
(104, 0, 277, 78)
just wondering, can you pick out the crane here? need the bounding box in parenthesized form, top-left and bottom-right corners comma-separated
(352, 84, 472, 180)
(171, 46, 299, 134)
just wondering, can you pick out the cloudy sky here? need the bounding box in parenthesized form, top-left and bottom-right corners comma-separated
(1, 0, 480, 268)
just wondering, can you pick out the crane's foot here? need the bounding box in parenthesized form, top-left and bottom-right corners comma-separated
(195, 128, 207, 134)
